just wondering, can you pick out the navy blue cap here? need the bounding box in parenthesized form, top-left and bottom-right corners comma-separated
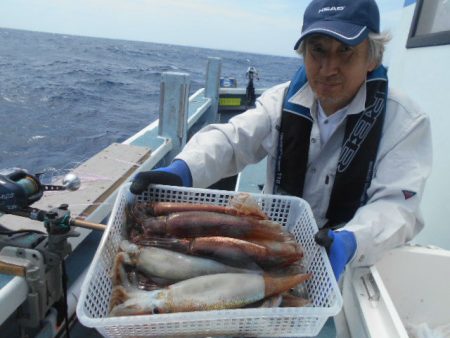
(294, 0, 380, 49)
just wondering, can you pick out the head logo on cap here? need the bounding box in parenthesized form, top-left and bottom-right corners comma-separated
(318, 6, 345, 14)
(294, 0, 380, 50)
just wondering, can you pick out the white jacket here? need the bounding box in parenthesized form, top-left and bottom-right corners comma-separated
(177, 80, 432, 267)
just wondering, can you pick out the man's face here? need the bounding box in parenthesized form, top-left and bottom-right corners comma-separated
(304, 35, 377, 115)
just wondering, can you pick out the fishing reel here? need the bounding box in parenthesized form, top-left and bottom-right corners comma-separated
(0, 169, 104, 332)
(0, 168, 79, 214)
(246, 66, 259, 82)
(0, 168, 104, 233)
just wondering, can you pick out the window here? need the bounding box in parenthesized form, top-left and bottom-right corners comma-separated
(407, 0, 450, 48)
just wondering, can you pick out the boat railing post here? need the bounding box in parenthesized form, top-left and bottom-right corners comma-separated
(204, 57, 222, 124)
(158, 72, 190, 160)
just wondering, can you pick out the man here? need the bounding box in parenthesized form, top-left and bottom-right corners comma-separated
(130, 0, 432, 281)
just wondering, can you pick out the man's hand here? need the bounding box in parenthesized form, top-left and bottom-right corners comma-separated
(130, 160, 192, 194)
(314, 229, 356, 280)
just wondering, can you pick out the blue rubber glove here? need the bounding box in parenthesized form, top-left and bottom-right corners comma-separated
(314, 229, 357, 280)
(130, 160, 192, 194)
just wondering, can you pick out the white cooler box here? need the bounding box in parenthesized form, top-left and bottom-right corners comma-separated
(344, 246, 450, 338)
(77, 184, 343, 337)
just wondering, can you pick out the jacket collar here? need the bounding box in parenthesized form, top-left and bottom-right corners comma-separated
(288, 81, 367, 116)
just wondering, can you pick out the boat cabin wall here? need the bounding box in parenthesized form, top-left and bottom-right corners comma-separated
(387, 1, 450, 249)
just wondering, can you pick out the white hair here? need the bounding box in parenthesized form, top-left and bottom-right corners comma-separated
(367, 31, 392, 65)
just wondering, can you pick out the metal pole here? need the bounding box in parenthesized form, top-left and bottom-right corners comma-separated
(158, 72, 190, 159)
(204, 57, 222, 124)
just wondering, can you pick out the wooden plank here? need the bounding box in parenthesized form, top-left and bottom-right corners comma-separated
(0, 143, 151, 232)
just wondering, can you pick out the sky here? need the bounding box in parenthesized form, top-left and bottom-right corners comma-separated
(0, 0, 406, 57)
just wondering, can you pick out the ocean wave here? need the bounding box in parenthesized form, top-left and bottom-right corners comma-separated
(93, 78, 129, 88)
(50, 59, 70, 66)
(1, 94, 27, 104)
(27, 135, 47, 143)
(46, 87, 106, 104)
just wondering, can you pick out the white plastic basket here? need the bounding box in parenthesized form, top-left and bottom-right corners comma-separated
(77, 184, 342, 337)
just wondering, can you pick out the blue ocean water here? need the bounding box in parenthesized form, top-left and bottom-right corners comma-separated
(0, 28, 301, 176)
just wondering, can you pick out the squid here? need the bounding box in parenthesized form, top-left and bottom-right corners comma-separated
(129, 192, 269, 220)
(130, 235, 303, 269)
(112, 241, 259, 284)
(132, 211, 288, 241)
(109, 272, 312, 316)
(280, 293, 312, 307)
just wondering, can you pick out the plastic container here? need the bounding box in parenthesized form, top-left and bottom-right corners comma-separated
(77, 184, 342, 337)
(344, 246, 450, 338)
